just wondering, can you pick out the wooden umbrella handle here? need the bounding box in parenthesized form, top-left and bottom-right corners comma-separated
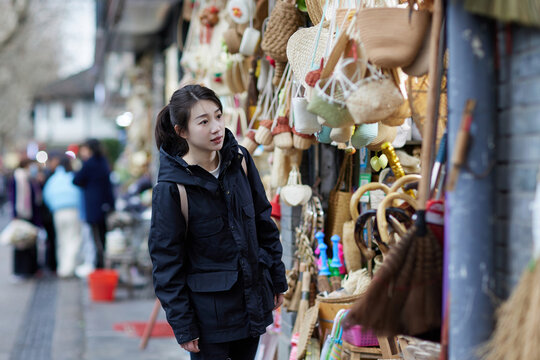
(377, 192, 419, 246)
(389, 174, 422, 194)
(350, 182, 391, 219)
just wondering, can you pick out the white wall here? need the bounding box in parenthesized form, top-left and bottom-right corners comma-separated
(34, 100, 118, 146)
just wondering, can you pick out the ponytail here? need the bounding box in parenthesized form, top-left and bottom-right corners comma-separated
(154, 84, 222, 157)
(155, 105, 188, 155)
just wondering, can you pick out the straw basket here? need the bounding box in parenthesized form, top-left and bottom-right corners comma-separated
(317, 294, 361, 338)
(357, 8, 431, 68)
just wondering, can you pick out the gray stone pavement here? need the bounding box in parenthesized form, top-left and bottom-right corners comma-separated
(0, 209, 190, 360)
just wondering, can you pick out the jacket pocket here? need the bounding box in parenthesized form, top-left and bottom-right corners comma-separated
(187, 271, 246, 330)
(186, 271, 238, 292)
(260, 267, 275, 313)
(190, 217, 224, 238)
(242, 203, 255, 218)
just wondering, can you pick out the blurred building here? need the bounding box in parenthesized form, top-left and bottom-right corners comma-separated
(32, 68, 117, 147)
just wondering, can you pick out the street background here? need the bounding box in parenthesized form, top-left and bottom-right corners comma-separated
(0, 205, 189, 360)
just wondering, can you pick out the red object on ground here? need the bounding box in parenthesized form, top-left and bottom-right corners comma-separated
(114, 321, 175, 338)
(88, 270, 119, 302)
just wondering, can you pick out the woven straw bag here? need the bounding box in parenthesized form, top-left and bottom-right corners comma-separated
(326, 154, 354, 243)
(407, 74, 448, 144)
(357, 7, 431, 68)
(308, 79, 355, 128)
(402, 19, 432, 76)
(317, 294, 361, 339)
(382, 100, 411, 127)
(345, 64, 405, 125)
(261, 0, 304, 83)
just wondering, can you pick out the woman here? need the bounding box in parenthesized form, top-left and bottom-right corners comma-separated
(149, 85, 287, 360)
(9, 158, 41, 281)
(73, 139, 115, 269)
(43, 156, 82, 278)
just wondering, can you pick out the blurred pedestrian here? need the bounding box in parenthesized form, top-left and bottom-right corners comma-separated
(37, 152, 63, 274)
(43, 155, 82, 278)
(73, 139, 115, 269)
(8, 158, 41, 281)
(149, 85, 287, 359)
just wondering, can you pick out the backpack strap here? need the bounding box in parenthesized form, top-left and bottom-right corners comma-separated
(176, 148, 247, 234)
(176, 183, 189, 233)
(238, 148, 247, 176)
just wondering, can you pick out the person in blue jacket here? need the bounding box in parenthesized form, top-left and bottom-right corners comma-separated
(149, 85, 287, 360)
(43, 155, 82, 278)
(73, 139, 115, 269)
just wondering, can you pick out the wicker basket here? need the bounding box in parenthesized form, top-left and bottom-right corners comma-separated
(317, 294, 361, 339)
(357, 8, 431, 68)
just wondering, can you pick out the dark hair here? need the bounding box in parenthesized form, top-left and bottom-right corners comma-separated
(155, 85, 222, 156)
(18, 158, 32, 169)
(59, 156, 73, 172)
(83, 138, 103, 158)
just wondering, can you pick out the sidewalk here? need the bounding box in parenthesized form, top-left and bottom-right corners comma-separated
(0, 211, 190, 360)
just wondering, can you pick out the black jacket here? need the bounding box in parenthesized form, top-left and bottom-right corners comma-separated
(73, 155, 115, 223)
(148, 129, 287, 344)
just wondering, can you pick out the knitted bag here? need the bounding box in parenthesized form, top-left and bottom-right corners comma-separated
(261, 0, 304, 84)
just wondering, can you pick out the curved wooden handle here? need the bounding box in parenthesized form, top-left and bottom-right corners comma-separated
(389, 174, 422, 194)
(376, 192, 419, 246)
(350, 182, 391, 219)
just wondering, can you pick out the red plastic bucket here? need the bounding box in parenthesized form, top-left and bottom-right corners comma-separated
(88, 269, 119, 302)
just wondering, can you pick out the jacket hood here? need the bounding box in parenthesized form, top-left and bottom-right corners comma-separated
(157, 128, 241, 189)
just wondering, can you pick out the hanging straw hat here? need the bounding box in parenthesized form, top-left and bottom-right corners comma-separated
(287, 25, 329, 86)
(367, 123, 398, 151)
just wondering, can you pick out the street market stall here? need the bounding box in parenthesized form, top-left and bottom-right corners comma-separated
(176, 0, 448, 358)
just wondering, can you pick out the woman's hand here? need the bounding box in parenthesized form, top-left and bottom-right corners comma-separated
(180, 339, 200, 353)
(273, 293, 284, 310)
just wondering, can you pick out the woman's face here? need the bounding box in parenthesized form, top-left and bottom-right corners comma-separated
(179, 100, 225, 154)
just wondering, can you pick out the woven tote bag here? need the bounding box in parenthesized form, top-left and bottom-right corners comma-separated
(326, 154, 354, 243)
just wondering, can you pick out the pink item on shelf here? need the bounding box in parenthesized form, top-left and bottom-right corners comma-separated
(342, 324, 379, 347)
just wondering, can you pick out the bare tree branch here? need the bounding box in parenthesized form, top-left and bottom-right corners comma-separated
(0, 0, 30, 50)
